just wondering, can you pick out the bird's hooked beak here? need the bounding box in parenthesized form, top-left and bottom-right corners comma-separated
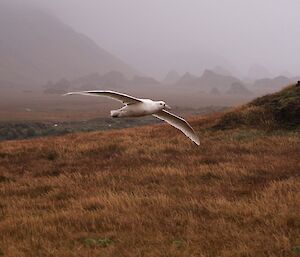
(164, 104, 171, 110)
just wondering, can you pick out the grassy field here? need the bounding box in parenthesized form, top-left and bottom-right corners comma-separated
(0, 112, 299, 257)
(0, 85, 299, 257)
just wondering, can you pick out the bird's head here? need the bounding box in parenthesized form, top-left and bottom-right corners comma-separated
(157, 101, 171, 110)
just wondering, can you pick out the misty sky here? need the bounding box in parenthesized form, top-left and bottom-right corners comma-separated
(11, 0, 300, 78)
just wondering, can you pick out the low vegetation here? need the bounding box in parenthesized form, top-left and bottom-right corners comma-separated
(0, 117, 159, 141)
(0, 84, 299, 257)
(215, 83, 300, 129)
(0, 106, 224, 141)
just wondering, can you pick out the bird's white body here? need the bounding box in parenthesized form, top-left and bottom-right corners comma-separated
(64, 90, 200, 145)
(111, 99, 164, 118)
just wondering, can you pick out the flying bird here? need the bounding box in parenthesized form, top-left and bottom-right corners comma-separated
(64, 90, 199, 145)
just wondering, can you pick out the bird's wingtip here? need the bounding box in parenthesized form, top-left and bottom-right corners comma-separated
(192, 136, 200, 146)
(62, 92, 84, 96)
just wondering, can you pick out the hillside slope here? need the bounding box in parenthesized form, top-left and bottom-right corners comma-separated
(0, 86, 299, 256)
(215, 83, 300, 129)
(0, 4, 137, 86)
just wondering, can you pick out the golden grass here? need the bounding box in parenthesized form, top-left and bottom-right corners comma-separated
(0, 114, 299, 257)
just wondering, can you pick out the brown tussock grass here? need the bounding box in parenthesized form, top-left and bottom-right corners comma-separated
(0, 113, 299, 257)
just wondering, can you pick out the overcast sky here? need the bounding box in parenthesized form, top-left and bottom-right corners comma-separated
(12, 0, 300, 78)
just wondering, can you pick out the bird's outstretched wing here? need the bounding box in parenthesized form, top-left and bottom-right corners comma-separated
(64, 90, 142, 105)
(153, 110, 200, 145)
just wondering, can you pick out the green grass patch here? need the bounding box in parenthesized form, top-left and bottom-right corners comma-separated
(82, 237, 114, 248)
(292, 246, 300, 254)
(172, 239, 185, 248)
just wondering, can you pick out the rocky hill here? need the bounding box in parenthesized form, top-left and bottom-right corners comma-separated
(176, 72, 198, 86)
(175, 70, 241, 92)
(199, 70, 241, 90)
(226, 82, 253, 96)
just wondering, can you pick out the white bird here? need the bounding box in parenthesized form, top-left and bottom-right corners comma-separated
(64, 90, 200, 145)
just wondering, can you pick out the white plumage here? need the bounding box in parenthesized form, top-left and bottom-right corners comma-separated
(64, 90, 200, 145)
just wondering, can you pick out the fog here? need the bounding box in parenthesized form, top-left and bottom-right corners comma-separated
(1, 0, 299, 135)
(6, 0, 300, 78)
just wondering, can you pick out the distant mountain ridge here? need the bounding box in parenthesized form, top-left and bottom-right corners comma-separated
(0, 4, 138, 86)
(174, 69, 244, 92)
(44, 71, 160, 93)
(163, 70, 180, 84)
(227, 82, 253, 96)
(200, 70, 241, 89)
